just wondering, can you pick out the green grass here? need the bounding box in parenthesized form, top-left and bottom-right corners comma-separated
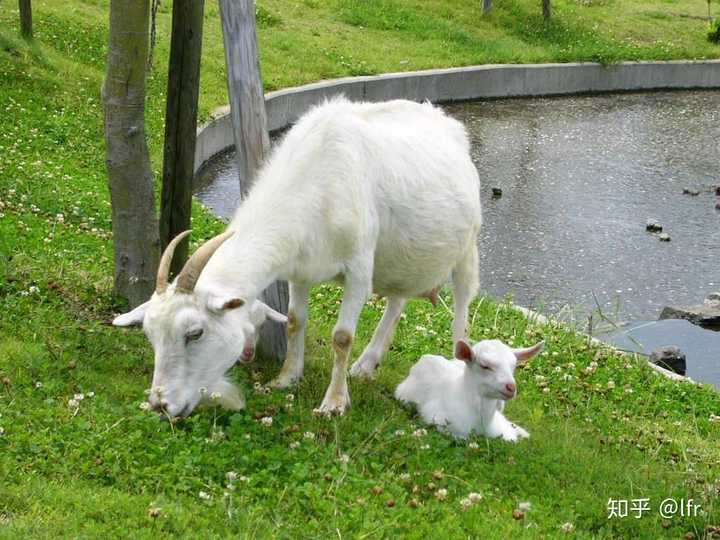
(1, 0, 719, 537)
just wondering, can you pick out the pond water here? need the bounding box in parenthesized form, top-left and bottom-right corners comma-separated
(195, 91, 720, 383)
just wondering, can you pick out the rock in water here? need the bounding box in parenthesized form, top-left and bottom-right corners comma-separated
(646, 220, 663, 232)
(491, 187, 503, 198)
(682, 188, 700, 196)
(660, 304, 720, 328)
(658, 233, 671, 242)
(705, 292, 720, 308)
(649, 346, 686, 375)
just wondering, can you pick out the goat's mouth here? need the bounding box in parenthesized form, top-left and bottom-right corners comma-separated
(499, 390, 516, 400)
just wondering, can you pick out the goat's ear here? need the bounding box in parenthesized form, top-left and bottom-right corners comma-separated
(454, 340, 473, 363)
(206, 294, 246, 313)
(112, 300, 150, 327)
(221, 298, 245, 310)
(513, 341, 544, 363)
(258, 301, 288, 324)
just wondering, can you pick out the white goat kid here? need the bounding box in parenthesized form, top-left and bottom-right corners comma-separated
(114, 97, 481, 417)
(395, 339, 544, 441)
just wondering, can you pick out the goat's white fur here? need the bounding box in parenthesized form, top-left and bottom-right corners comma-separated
(395, 340, 544, 440)
(114, 97, 481, 417)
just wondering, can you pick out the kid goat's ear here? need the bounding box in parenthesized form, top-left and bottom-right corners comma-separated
(513, 341, 545, 363)
(454, 340, 473, 363)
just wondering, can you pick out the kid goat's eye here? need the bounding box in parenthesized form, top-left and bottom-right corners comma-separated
(478, 363, 492, 370)
(185, 328, 203, 343)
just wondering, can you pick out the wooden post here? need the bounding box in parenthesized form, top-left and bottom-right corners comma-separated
(19, 0, 32, 39)
(482, 0, 492, 14)
(160, 0, 205, 276)
(542, 0, 551, 22)
(218, 0, 288, 362)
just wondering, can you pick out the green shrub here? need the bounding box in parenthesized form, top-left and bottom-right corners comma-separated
(708, 19, 720, 43)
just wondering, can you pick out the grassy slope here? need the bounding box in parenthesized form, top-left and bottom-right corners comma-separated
(0, 0, 719, 538)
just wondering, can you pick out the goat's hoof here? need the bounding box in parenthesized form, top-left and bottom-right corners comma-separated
(348, 360, 376, 380)
(315, 394, 349, 416)
(269, 374, 300, 389)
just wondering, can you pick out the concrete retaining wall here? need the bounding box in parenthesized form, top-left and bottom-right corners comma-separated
(194, 60, 720, 173)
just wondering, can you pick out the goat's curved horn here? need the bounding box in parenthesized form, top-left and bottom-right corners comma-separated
(156, 230, 192, 295)
(176, 230, 235, 294)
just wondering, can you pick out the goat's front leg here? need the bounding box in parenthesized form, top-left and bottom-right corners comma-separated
(349, 296, 406, 379)
(271, 282, 310, 388)
(316, 269, 371, 415)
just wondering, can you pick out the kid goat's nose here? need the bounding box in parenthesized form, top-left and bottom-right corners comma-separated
(505, 383, 516, 394)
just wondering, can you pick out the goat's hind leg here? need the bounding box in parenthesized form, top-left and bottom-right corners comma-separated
(451, 242, 479, 344)
(270, 282, 310, 388)
(349, 296, 406, 379)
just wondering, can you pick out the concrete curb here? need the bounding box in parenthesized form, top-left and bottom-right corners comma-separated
(511, 305, 691, 383)
(194, 60, 720, 173)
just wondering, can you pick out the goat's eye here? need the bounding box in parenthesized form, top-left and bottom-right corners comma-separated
(185, 328, 203, 344)
(478, 363, 492, 370)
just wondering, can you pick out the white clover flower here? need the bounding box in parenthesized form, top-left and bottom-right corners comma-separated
(394, 429, 406, 437)
(542, 387, 550, 394)
(68, 399, 79, 408)
(518, 501, 532, 512)
(534, 375, 546, 382)
(74, 393, 85, 401)
(260, 416, 273, 427)
(210, 392, 222, 401)
(415, 325, 427, 332)
(399, 473, 411, 482)
(468, 492, 483, 503)
(0, 427, 5, 436)
(28, 285, 39, 294)
(144, 388, 152, 396)
(87, 392, 94, 398)
(710, 414, 720, 423)
(561, 522, 574, 533)
(303, 431, 315, 440)
(435, 488, 448, 500)
(338, 453, 350, 464)
(562, 374, 573, 381)
(289, 441, 300, 449)
(624, 387, 634, 394)
(607, 380, 615, 390)
(253, 382, 262, 390)
(285, 393, 295, 402)
(198, 491, 211, 500)
(566, 362, 576, 369)
(238, 475, 249, 483)
(468, 442, 479, 450)
(420, 444, 430, 450)
(226, 471, 238, 483)
(139, 402, 151, 411)
(56, 213, 64, 223)
(460, 498, 472, 510)
(35, 381, 43, 389)
(412, 428, 427, 438)
(553, 366, 563, 373)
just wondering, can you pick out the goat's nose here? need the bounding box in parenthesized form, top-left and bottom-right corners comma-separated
(152, 399, 168, 412)
(505, 383, 516, 394)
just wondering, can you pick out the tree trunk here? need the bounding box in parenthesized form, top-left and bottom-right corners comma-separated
(19, 0, 32, 39)
(482, 0, 492, 14)
(103, 0, 160, 308)
(542, 0, 551, 22)
(218, 0, 288, 362)
(160, 0, 205, 277)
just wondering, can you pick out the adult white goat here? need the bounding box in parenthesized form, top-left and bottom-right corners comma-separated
(113, 97, 481, 417)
